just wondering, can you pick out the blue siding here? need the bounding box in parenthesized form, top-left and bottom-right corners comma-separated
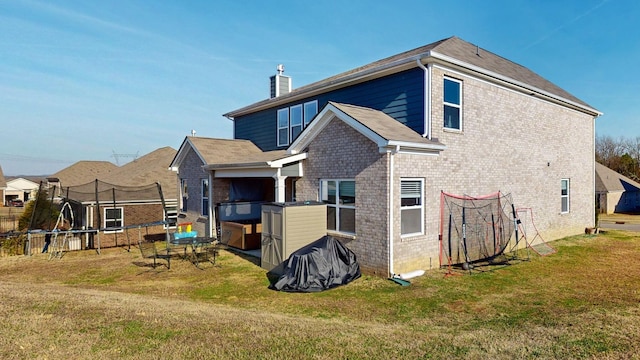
(234, 67, 425, 151)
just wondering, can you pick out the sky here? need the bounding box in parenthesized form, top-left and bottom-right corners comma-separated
(0, 0, 637, 175)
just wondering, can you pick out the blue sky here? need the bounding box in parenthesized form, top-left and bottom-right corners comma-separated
(0, 0, 636, 175)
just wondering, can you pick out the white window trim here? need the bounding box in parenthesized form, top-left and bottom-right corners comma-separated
(443, 77, 462, 131)
(320, 179, 356, 235)
(400, 178, 424, 237)
(561, 178, 570, 213)
(290, 104, 303, 142)
(103, 207, 124, 233)
(303, 100, 318, 127)
(277, 108, 289, 147)
(180, 178, 188, 212)
(277, 100, 319, 147)
(201, 179, 209, 217)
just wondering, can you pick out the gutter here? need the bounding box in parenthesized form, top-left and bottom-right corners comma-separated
(388, 144, 400, 277)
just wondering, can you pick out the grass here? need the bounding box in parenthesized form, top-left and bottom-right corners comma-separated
(1, 231, 640, 359)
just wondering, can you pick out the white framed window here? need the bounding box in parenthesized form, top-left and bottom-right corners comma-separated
(276, 100, 319, 146)
(444, 77, 462, 130)
(321, 179, 355, 234)
(561, 178, 570, 213)
(164, 205, 178, 229)
(201, 179, 209, 217)
(180, 178, 188, 212)
(304, 100, 318, 127)
(104, 207, 123, 232)
(290, 104, 303, 141)
(401, 179, 424, 236)
(277, 108, 289, 146)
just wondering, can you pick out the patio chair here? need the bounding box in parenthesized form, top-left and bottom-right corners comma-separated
(138, 238, 171, 269)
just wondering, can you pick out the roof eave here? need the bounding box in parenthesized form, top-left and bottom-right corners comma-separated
(429, 51, 602, 117)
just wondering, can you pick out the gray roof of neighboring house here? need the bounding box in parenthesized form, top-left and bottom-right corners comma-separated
(0, 165, 6, 188)
(225, 36, 599, 118)
(52, 148, 178, 200)
(100, 147, 178, 198)
(52, 161, 119, 187)
(330, 102, 444, 146)
(595, 162, 640, 193)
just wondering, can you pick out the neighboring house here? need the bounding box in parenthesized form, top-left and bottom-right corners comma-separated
(0, 166, 6, 207)
(176, 36, 601, 276)
(595, 162, 640, 214)
(4, 178, 39, 204)
(47, 147, 178, 248)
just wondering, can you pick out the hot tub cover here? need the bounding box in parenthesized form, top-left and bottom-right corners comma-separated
(269, 235, 361, 292)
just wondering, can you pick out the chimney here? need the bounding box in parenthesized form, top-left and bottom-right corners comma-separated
(270, 64, 291, 98)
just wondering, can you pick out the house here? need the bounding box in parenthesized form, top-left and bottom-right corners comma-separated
(595, 162, 640, 214)
(4, 177, 39, 205)
(0, 166, 6, 207)
(44, 147, 178, 249)
(175, 36, 601, 276)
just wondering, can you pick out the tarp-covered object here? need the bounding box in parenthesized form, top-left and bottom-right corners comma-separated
(270, 235, 361, 292)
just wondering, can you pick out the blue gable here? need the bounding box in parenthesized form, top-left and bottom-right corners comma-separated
(234, 68, 425, 151)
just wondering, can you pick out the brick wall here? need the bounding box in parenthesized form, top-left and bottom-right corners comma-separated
(296, 119, 390, 275)
(296, 66, 595, 276)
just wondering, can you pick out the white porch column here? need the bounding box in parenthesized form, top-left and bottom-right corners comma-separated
(273, 170, 287, 203)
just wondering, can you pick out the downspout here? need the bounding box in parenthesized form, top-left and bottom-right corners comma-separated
(416, 59, 432, 140)
(388, 144, 400, 277)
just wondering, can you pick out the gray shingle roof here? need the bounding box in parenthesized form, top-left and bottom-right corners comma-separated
(52, 161, 119, 187)
(225, 36, 598, 118)
(187, 137, 264, 165)
(595, 162, 640, 193)
(329, 102, 444, 146)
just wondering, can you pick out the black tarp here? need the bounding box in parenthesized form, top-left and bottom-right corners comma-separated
(269, 235, 361, 292)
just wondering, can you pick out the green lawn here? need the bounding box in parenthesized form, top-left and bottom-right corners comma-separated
(0, 230, 639, 359)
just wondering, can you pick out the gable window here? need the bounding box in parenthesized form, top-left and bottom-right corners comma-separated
(201, 179, 209, 217)
(277, 108, 289, 146)
(276, 100, 318, 146)
(321, 179, 355, 234)
(304, 101, 318, 127)
(401, 179, 423, 236)
(104, 207, 123, 232)
(290, 105, 303, 141)
(444, 77, 462, 130)
(561, 179, 570, 213)
(180, 179, 188, 212)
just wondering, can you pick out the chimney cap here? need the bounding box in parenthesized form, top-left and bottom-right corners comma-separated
(277, 64, 285, 75)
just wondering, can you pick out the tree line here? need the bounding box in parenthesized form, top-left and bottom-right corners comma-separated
(596, 135, 640, 182)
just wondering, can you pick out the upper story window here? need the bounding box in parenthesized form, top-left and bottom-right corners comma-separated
(277, 100, 318, 147)
(444, 77, 462, 131)
(320, 179, 355, 234)
(561, 179, 570, 213)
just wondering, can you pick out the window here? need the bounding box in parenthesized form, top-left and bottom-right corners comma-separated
(304, 101, 318, 127)
(276, 100, 318, 146)
(321, 180, 355, 234)
(201, 179, 209, 217)
(444, 77, 462, 130)
(290, 105, 303, 141)
(401, 179, 423, 236)
(561, 179, 570, 213)
(164, 205, 178, 229)
(104, 207, 123, 232)
(277, 108, 289, 146)
(180, 179, 188, 212)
